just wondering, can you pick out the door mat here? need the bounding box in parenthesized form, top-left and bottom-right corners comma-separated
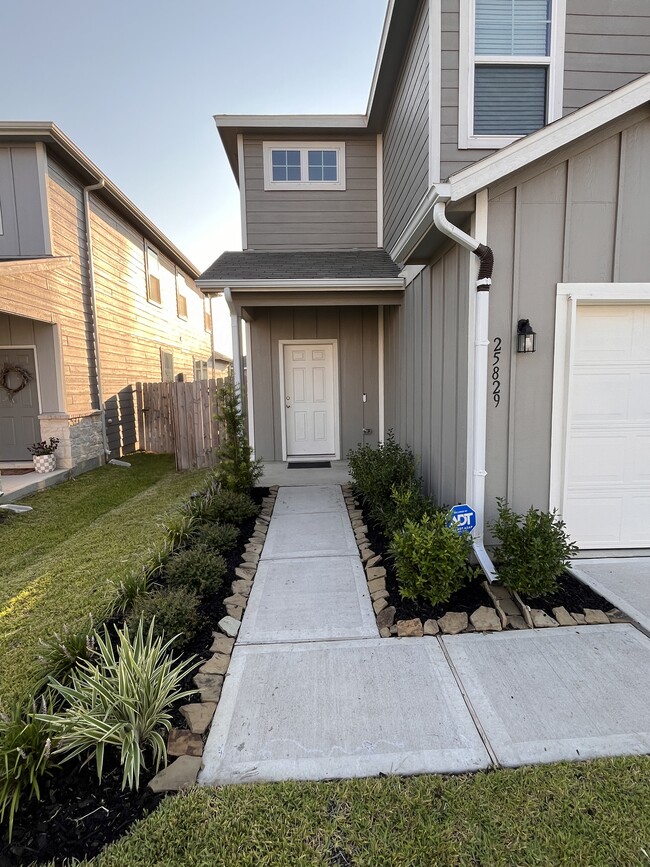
(0, 468, 33, 476)
(287, 461, 332, 469)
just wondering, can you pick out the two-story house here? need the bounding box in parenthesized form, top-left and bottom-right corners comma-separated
(0, 122, 216, 472)
(198, 0, 650, 559)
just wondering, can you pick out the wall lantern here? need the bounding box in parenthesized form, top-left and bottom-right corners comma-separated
(516, 319, 536, 353)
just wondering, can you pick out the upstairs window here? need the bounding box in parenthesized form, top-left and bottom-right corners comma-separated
(459, 0, 565, 149)
(161, 350, 174, 383)
(175, 270, 188, 319)
(263, 142, 346, 191)
(146, 246, 162, 304)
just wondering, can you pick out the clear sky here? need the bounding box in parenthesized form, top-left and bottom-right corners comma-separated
(2, 0, 387, 272)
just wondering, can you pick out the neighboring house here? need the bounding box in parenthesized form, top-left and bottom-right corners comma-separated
(0, 122, 216, 471)
(198, 0, 650, 556)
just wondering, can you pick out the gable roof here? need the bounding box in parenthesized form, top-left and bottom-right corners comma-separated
(197, 249, 402, 288)
(0, 122, 200, 279)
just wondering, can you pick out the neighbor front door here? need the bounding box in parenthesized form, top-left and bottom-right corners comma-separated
(0, 348, 40, 461)
(283, 343, 337, 457)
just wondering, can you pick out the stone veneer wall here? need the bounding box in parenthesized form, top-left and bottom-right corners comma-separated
(39, 411, 104, 470)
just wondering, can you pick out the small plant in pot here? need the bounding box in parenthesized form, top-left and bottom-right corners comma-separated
(27, 437, 59, 473)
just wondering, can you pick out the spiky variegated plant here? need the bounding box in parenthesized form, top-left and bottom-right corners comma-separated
(38, 620, 199, 790)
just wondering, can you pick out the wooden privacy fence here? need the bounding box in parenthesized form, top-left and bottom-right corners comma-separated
(135, 381, 223, 470)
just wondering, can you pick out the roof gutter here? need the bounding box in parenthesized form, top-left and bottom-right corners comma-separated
(83, 177, 110, 459)
(432, 194, 498, 583)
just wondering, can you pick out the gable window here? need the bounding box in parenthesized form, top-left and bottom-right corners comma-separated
(263, 142, 346, 191)
(175, 270, 188, 319)
(459, 0, 565, 149)
(146, 246, 162, 304)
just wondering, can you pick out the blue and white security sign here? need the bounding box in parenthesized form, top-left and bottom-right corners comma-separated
(448, 504, 476, 534)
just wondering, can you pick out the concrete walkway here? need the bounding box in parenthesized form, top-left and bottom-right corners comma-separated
(199, 486, 650, 786)
(571, 558, 650, 636)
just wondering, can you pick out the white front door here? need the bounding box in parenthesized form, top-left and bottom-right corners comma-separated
(283, 343, 338, 457)
(564, 304, 650, 548)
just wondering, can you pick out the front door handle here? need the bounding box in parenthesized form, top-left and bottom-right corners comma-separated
(285, 394, 291, 408)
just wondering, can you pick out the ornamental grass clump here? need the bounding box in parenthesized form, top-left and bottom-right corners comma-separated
(0, 694, 57, 840)
(489, 498, 578, 598)
(40, 621, 198, 791)
(164, 546, 227, 596)
(347, 431, 417, 528)
(390, 511, 474, 607)
(109, 568, 154, 617)
(37, 616, 96, 689)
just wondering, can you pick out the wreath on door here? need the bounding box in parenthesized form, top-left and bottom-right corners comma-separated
(0, 363, 33, 402)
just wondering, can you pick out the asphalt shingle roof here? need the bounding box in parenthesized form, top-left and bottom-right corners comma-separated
(199, 250, 401, 282)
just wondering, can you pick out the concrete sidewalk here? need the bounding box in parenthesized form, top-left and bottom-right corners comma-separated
(199, 486, 650, 786)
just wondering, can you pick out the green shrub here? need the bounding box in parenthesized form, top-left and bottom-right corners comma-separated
(347, 431, 417, 525)
(40, 621, 198, 791)
(205, 489, 259, 526)
(37, 616, 96, 688)
(390, 511, 474, 607)
(193, 521, 240, 554)
(110, 569, 154, 617)
(164, 546, 227, 596)
(214, 376, 263, 493)
(128, 587, 202, 649)
(377, 480, 436, 538)
(489, 498, 578, 597)
(0, 694, 57, 840)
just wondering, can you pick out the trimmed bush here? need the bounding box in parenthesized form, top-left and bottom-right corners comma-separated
(489, 498, 578, 598)
(164, 546, 227, 596)
(128, 587, 202, 649)
(347, 431, 417, 527)
(193, 522, 240, 554)
(390, 511, 474, 607)
(204, 490, 259, 526)
(377, 480, 437, 539)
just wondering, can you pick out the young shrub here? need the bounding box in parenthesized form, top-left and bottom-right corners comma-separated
(377, 480, 436, 538)
(164, 546, 227, 596)
(347, 431, 417, 524)
(489, 498, 578, 598)
(390, 511, 474, 607)
(127, 587, 202, 649)
(0, 693, 57, 840)
(110, 568, 154, 617)
(214, 376, 263, 493)
(193, 521, 240, 554)
(40, 621, 198, 791)
(205, 489, 259, 526)
(37, 616, 96, 688)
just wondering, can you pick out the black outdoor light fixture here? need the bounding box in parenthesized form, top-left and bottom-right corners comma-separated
(516, 318, 536, 353)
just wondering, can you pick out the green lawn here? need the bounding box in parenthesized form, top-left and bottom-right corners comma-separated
(0, 454, 208, 704)
(89, 757, 650, 866)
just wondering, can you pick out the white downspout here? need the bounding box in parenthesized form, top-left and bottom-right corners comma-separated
(83, 178, 110, 459)
(223, 287, 242, 390)
(432, 198, 498, 582)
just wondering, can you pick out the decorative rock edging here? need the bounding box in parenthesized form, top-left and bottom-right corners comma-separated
(343, 484, 629, 639)
(147, 484, 279, 792)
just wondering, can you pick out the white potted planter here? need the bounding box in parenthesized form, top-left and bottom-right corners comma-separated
(28, 437, 60, 473)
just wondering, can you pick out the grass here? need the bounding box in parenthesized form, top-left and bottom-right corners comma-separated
(87, 757, 650, 866)
(0, 453, 208, 704)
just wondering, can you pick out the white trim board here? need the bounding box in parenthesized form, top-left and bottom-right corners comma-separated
(549, 284, 650, 541)
(278, 339, 341, 462)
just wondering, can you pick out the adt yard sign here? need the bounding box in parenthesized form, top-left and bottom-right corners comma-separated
(449, 504, 476, 534)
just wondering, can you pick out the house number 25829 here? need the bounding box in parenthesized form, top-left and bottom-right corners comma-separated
(492, 337, 502, 407)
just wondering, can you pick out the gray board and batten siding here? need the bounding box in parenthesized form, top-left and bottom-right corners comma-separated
(485, 109, 650, 528)
(440, 0, 650, 181)
(0, 145, 50, 258)
(384, 240, 470, 510)
(243, 137, 377, 251)
(247, 307, 379, 461)
(383, 0, 430, 254)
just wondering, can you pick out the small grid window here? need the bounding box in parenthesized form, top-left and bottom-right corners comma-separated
(194, 359, 209, 381)
(263, 142, 346, 191)
(175, 270, 188, 319)
(146, 247, 161, 304)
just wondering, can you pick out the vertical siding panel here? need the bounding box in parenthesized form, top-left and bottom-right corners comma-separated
(615, 118, 650, 281)
(362, 307, 379, 448)
(420, 268, 433, 491)
(251, 310, 275, 459)
(340, 309, 364, 452)
(430, 259, 445, 504)
(270, 309, 295, 459)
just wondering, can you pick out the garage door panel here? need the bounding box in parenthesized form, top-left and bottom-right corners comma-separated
(565, 303, 650, 548)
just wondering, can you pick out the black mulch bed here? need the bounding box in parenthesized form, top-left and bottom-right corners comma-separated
(0, 486, 268, 867)
(364, 511, 492, 624)
(520, 572, 614, 616)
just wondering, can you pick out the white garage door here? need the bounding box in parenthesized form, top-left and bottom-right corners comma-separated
(564, 304, 650, 548)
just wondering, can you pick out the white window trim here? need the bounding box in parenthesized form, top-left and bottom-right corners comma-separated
(458, 0, 566, 150)
(549, 283, 650, 522)
(263, 141, 346, 191)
